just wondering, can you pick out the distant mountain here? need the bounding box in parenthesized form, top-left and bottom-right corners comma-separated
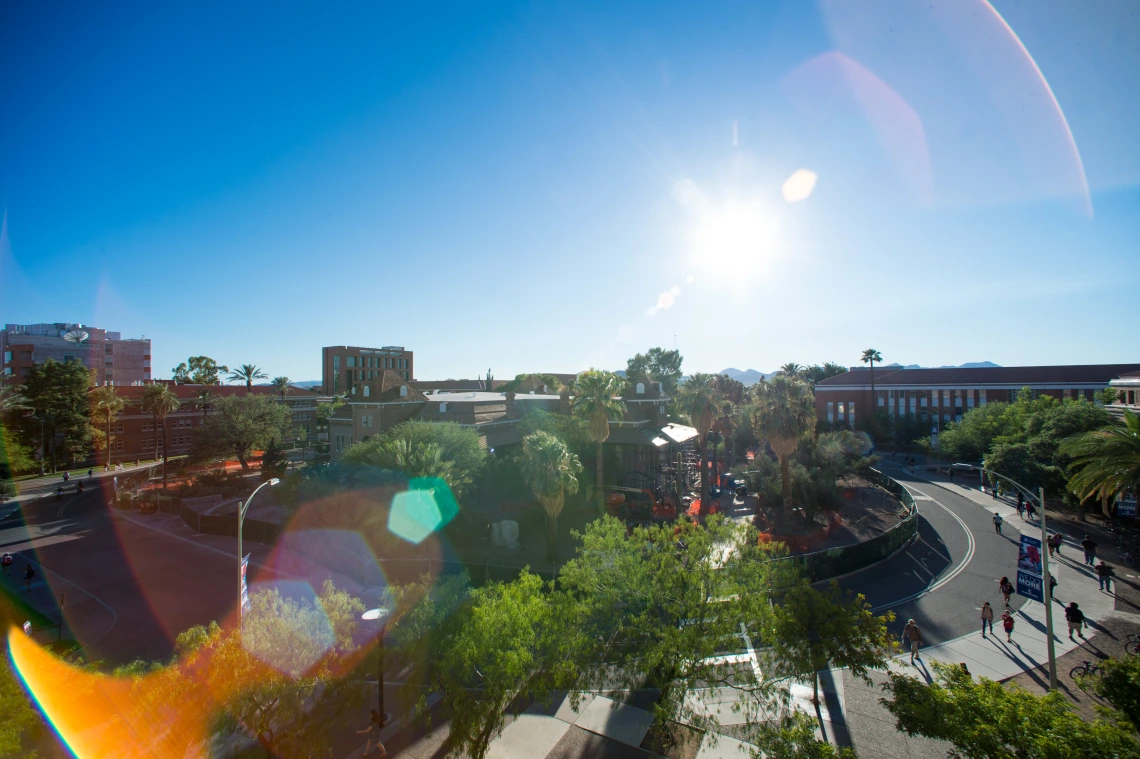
(879, 361, 1001, 371)
(291, 380, 323, 388)
(718, 368, 777, 385)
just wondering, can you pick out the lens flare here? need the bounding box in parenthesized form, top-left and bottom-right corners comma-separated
(388, 477, 459, 545)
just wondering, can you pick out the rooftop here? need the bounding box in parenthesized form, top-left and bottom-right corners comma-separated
(815, 363, 1140, 388)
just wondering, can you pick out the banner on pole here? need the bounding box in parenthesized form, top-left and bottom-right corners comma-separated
(1017, 535, 1043, 576)
(1017, 570, 1044, 602)
(241, 554, 251, 617)
(1117, 492, 1137, 519)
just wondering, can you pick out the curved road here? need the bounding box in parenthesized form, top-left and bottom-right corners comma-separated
(836, 464, 1029, 645)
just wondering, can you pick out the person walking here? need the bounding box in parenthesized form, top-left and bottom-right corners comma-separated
(1026, 500, 1036, 521)
(1001, 609, 1016, 642)
(1080, 535, 1098, 566)
(999, 576, 1014, 607)
(1065, 602, 1085, 640)
(993, 511, 1004, 535)
(1051, 533, 1064, 557)
(355, 709, 388, 757)
(1016, 491, 1025, 518)
(62, 471, 69, 483)
(1096, 561, 1116, 593)
(23, 563, 35, 592)
(902, 618, 923, 664)
(1047, 534, 1056, 558)
(981, 601, 994, 637)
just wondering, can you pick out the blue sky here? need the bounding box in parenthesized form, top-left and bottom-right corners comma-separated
(2, 1, 1138, 383)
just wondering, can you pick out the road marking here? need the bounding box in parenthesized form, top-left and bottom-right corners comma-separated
(870, 482, 977, 613)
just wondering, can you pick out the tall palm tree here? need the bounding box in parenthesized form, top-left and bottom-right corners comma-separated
(227, 364, 267, 394)
(571, 370, 627, 516)
(141, 384, 181, 491)
(0, 385, 29, 414)
(752, 374, 816, 518)
(715, 400, 738, 471)
(518, 431, 582, 563)
(677, 373, 719, 511)
(89, 385, 125, 469)
(779, 363, 803, 378)
(1061, 411, 1140, 517)
(271, 376, 292, 401)
(860, 349, 883, 403)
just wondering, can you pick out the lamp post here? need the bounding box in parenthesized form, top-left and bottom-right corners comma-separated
(957, 464, 1058, 690)
(362, 605, 392, 726)
(237, 478, 278, 627)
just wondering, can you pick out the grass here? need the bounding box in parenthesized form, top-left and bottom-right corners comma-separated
(0, 583, 54, 629)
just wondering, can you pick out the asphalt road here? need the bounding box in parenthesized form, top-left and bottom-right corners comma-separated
(1, 484, 238, 665)
(836, 463, 1029, 645)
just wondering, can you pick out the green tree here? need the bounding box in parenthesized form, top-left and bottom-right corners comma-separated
(0, 385, 29, 415)
(226, 364, 267, 393)
(1081, 654, 1140, 729)
(769, 580, 896, 705)
(626, 347, 684, 396)
(260, 437, 288, 481)
(560, 515, 792, 734)
(860, 349, 882, 398)
(1062, 410, 1140, 509)
(746, 712, 857, 759)
(936, 401, 1017, 462)
(89, 385, 125, 469)
(344, 421, 486, 500)
(271, 376, 292, 401)
(0, 428, 35, 479)
(518, 431, 581, 563)
(881, 661, 1140, 759)
(780, 362, 803, 377)
(395, 572, 576, 759)
(21, 359, 94, 472)
(191, 394, 292, 471)
(141, 384, 181, 490)
(802, 363, 848, 388)
(172, 356, 227, 385)
(752, 374, 815, 516)
(571, 370, 627, 516)
(195, 387, 217, 420)
(677, 372, 719, 510)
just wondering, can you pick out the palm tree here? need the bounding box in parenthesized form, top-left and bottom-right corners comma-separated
(271, 376, 292, 401)
(715, 400, 738, 471)
(0, 385, 29, 414)
(518, 431, 582, 563)
(860, 349, 883, 402)
(141, 384, 181, 491)
(89, 385, 125, 469)
(1061, 411, 1140, 518)
(752, 374, 816, 518)
(227, 364, 268, 393)
(779, 363, 803, 378)
(571, 370, 627, 516)
(677, 373, 719, 511)
(196, 387, 217, 420)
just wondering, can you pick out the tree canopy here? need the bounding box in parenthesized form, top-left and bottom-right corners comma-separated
(344, 421, 487, 500)
(626, 347, 684, 396)
(191, 394, 292, 470)
(172, 356, 227, 385)
(20, 358, 94, 471)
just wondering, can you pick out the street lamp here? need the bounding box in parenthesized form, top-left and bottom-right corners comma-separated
(237, 478, 279, 626)
(362, 605, 392, 726)
(957, 464, 1058, 690)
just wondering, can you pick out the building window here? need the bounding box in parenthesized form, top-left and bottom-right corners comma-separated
(827, 402, 834, 423)
(440, 402, 448, 413)
(979, 389, 987, 406)
(837, 402, 845, 421)
(849, 402, 856, 427)
(363, 386, 370, 397)
(636, 382, 645, 394)
(967, 390, 975, 409)
(347, 356, 356, 368)
(2, 351, 10, 363)
(351, 386, 356, 395)
(399, 385, 408, 398)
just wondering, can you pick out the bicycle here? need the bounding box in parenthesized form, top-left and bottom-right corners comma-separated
(1126, 634, 1140, 657)
(1070, 660, 1102, 685)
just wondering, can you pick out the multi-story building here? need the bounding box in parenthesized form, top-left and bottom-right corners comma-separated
(322, 345, 413, 394)
(814, 363, 1140, 434)
(97, 382, 325, 464)
(1, 322, 151, 386)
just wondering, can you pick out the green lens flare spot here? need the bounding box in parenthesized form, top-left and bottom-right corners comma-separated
(388, 477, 458, 544)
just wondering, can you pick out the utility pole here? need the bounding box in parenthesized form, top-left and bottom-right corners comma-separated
(1039, 486, 1058, 689)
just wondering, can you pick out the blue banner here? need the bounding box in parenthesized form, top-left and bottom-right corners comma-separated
(1018, 535, 1043, 576)
(241, 554, 251, 616)
(1017, 570, 1044, 602)
(1118, 493, 1137, 519)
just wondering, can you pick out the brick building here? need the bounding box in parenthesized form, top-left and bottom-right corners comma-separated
(2, 322, 151, 385)
(97, 382, 323, 464)
(322, 345, 413, 394)
(814, 363, 1140, 434)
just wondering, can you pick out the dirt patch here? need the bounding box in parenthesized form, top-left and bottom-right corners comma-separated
(1003, 612, 1140, 723)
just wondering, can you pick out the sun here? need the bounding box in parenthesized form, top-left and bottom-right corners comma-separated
(688, 197, 781, 276)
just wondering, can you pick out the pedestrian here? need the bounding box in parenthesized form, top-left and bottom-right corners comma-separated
(1026, 500, 1036, 521)
(56, 486, 63, 499)
(991, 485, 997, 500)
(23, 563, 35, 592)
(1047, 534, 1056, 558)
(1001, 609, 1015, 642)
(1049, 573, 1058, 602)
(902, 618, 923, 664)
(1016, 491, 1024, 518)
(1000, 576, 1014, 607)
(76, 481, 84, 495)
(1096, 560, 1116, 593)
(1080, 535, 1098, 566)
(87, 468, 93, 478)
(993, 511, 1003, 534)
(1065, 602, 1085, 640)
(62, 471, 69, 483)
(981, 601, 994, 637)
(1052, 533, 1064, 557)
(1, 553, 12, 576)
(355, 709, 388, 757)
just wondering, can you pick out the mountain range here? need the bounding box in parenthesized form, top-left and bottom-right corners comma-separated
(718, 362, 1001, 386)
